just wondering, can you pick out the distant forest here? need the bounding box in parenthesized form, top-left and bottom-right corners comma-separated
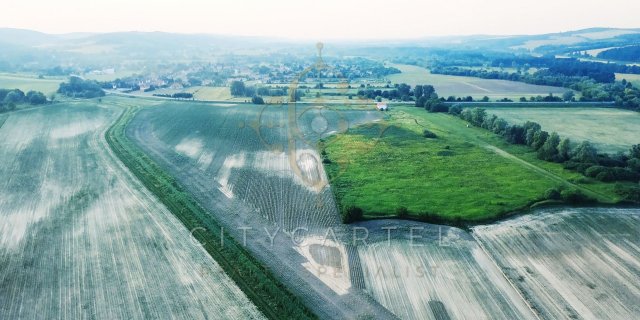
(597, 45, 640, 62)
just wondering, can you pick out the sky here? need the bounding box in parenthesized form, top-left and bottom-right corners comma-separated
(2, 0, 639, 39)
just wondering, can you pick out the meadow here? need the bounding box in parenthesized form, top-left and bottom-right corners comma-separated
(486, 107, 640, 153)
(386, 63, 567, 100)
(323, 106, 622, 222)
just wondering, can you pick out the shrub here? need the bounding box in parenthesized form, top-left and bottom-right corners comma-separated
(342, 206, 363, 223)
(422, 129, 437, 138)
(595, 170, 615, 182)
(614, 183, 640, 202)
(560, 188, 593, 203)
(396, 206, 409, 218)
(251, 96, 265, 104)
(544, 188, 562, 200)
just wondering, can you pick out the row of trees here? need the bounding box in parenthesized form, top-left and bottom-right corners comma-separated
(404, 86, 639, 202)
(152, 92, 194, 99)
(453, 106, 640, 200)
(230, 81, 289, 98)
(431, 67, 640, 111)
(0, 88, 48, 112)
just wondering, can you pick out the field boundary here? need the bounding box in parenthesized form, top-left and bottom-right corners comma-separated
(105, 106, 317, 320)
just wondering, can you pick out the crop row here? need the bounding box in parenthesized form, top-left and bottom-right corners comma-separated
(105, 106, 316, 320)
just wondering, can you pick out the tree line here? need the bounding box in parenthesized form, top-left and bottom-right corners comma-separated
(431, 67, 640, 111)
(153, 92, 194, 99)
(393, 82, 640, 202)
(450, 106, 640, 202)
(0, 88, 48, 112)
(596, 45, 640, 62)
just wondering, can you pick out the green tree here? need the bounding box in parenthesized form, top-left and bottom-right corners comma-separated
(562, 91, 575, 102)
(4, 90, 25, 104)
(414, 85, 423, 98)
(251, 96, 265, 104)
(573, 141, 598, 163)
(630, 144, 640, 159)
(481, 96, 490, 102)
(230, 80, 246, 97)
(26, 91, 47, 105)
(558, 137, 572, 161)
(538, 132, 560, 161)
(470, 108, 487, 125)
(532, 130, 549, 150)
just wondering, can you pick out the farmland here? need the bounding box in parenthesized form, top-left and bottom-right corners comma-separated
(356, 220, 536, 319)
(323, 106, 622, 222)
(486, 107, 640, 153)
(616, 72, 640, 87)
(386, 64, 567, 99)
(474, 207, 640, 319)
(0, 73, 63, 94)
(125, 101, 396, 319)
(123, 98, 632, 320)
(0, 101, 264, 319)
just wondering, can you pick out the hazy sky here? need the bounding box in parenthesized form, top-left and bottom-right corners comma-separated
(2, 0, 639, 39)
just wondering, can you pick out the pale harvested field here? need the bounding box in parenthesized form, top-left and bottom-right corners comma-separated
(0, 73, 63, 94)
(357, 221, 536, 320)
(616, 73, 640, 87)
(128, 102, 397, 319)
(0, 103, 264, 319)
(192, 86, 233, 100)
(473, 207, 640, 320)
(486, 107, 640, 153)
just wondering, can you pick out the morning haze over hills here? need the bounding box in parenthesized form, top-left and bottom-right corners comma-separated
(0, 11, 640, 320)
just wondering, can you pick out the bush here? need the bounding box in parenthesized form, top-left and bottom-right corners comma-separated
(585, 165, 640, 182)
(544, 188, 562, 200)
(396, 206, 409, 218)
(614, 183, 640, 202)
(595, 171, 615, 182)
(560, 188, 593, 203)
(342, 206, 363, 223)
(448, 104, 463, 115)
(252, 96, 265, 104)
(422, 129, 437, 138)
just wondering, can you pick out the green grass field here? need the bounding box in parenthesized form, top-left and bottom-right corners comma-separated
(0, 73, 63, 94)
(386, 63, 567, 100)
(486, 107, 640, 153)
(323, 107, 622, 222)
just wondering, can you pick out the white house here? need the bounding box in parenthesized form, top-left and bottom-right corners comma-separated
(376, 102, 388, 111)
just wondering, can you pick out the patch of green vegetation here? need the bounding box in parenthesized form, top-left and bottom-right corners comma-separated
(106, 107, 316, 320)
(323, 107, 621, 223)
